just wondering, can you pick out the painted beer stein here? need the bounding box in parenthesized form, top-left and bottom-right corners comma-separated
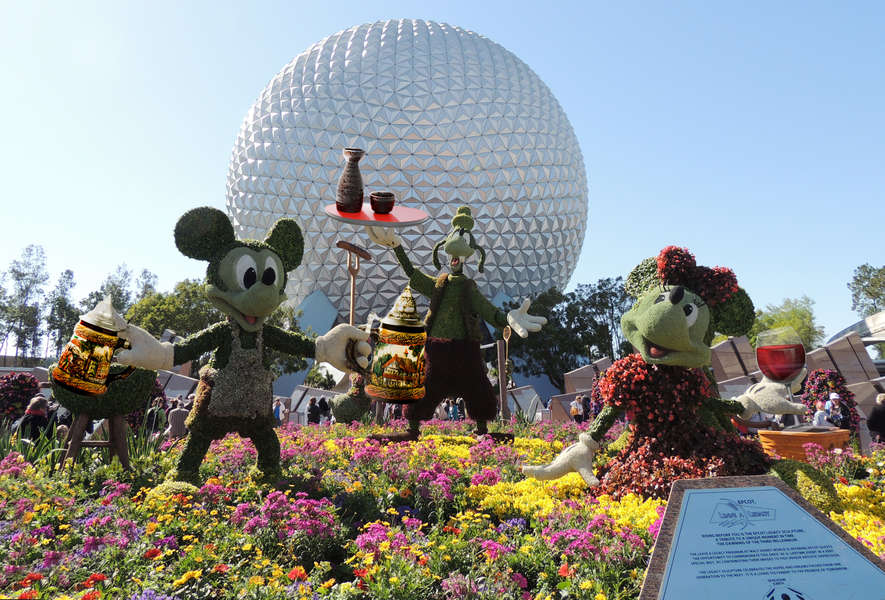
(366, 286, 426, 404)
(51, 297, 134, 396)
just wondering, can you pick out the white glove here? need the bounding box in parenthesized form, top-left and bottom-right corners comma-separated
(116, 323, 174, 370)
(315, 324, 371, 372)
(521, 432, 599, 485)
(506, 299, 547, 338)
(367, 226, 401, 248)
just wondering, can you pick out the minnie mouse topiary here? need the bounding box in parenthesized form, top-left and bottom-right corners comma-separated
(525, 246, 770, 499)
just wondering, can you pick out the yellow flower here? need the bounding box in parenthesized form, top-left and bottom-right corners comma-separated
(595, 593, 607, 600)
(389, 576, 400, 584)
(322, 579, 335, 588)
(145, 522, 158, 535)
(248, 575, 265, 586)
(242, 543, 253, 552)
(22, 511, 34, 524)
(580, 580, 593, 590)
(172, 569, 202, 587)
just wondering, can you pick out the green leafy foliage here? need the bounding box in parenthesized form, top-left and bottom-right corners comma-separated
(79, 263, 135, 316)
(45, 269, 79, 358)
(126, 279, 223, 338)
(507, 278, 632, 392)
(5, 244, 49, 358)
(50, 364, 158, 419)
(848, 263, 885, 318)
(748, 296, 825, 349)
(304, 363, 336, 390)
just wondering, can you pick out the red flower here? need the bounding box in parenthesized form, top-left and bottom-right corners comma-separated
(557, 563, 575, 577)
(213, 564, 230, 574)
(82, 591, 101, 600)
(143, 548, 162, 560)
(17, 591, 38, 599)
(353, 567, 369, 578)
(287, 566, 307, 581)
(81, 573, 108, 589)
(19, 573, 43, 587)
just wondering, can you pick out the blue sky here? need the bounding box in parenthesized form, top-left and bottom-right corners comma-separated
(1, 1, 882, 343)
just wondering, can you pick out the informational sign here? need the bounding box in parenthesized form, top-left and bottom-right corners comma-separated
(639, 476, 885, 600)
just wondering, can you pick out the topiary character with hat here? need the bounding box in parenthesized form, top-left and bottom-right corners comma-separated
(524, 246, 772, 498)
(368, 205, 546, 440)
(523, 246, 842, 510)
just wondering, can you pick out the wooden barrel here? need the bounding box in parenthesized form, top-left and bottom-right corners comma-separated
(757, 429, 851, 461)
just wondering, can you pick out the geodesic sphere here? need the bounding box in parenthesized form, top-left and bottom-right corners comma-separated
(226, 19, 588, 323)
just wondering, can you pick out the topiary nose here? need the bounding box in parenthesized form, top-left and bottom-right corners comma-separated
(668, 286, 685, 304)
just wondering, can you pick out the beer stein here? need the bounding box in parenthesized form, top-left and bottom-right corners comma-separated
(366, 286, 426, 404)
(51, 297, 134, 396)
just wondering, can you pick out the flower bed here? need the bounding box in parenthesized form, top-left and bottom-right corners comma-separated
(1, 421, 884, 600)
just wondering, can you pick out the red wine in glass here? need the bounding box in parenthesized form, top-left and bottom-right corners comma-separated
(756, 344, 806, 383)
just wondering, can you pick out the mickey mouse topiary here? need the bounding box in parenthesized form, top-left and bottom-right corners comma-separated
(117, 207, 371, 489)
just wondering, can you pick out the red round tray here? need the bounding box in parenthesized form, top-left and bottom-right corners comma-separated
(324, 204, 429, 228)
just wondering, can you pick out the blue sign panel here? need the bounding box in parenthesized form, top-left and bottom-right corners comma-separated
(659, 486, 885, 600)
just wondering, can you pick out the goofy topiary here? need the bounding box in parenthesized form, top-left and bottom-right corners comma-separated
(368, 206, 546, 440)
(117, 207, 370, 488)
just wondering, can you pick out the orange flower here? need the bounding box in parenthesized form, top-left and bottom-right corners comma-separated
(287, 566, 308, 581)
(558, 563, 575, 578)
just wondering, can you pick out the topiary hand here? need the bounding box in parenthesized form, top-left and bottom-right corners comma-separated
(315, 324, 371, 372)
(521, 432, 600, 485)
(367, 226, 402, 248)
(506, 299, 547, 338)
(116, 324, 174, 371)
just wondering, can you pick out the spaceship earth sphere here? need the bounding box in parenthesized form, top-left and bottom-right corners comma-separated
(226, 19, 588, 324)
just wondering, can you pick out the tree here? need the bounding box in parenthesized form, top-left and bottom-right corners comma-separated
(134, 269, 159, 303)
(304, 363, 336, 390)
(748, 296, 824, 350)
(569, 277, 633, 361)
(80, 264, 133, 316)
(126, 279, 221, 338)
(46, 269, 80, 358)
(6, 245, 49, 358)
(848, 263, 885, 318)
(507, 278, 633, 392)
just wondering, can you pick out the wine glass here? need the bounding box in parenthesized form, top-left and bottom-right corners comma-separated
(755, 326, 806, 403)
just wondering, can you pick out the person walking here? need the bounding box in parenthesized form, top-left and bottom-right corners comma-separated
(317, 397, 331, 423)
(273, 398, 283, 426)
(866, 394, 885, 442)
(165, 400, 190, 440)
(14, 396, 50, 440)
(569, 396, 583, 423)
(307, 398, 321, 424)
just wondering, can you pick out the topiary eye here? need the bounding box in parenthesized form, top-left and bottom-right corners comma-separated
(235, 255, 259, 290)
(262, 255, 282, 286)
(683, 303, 699, 326)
